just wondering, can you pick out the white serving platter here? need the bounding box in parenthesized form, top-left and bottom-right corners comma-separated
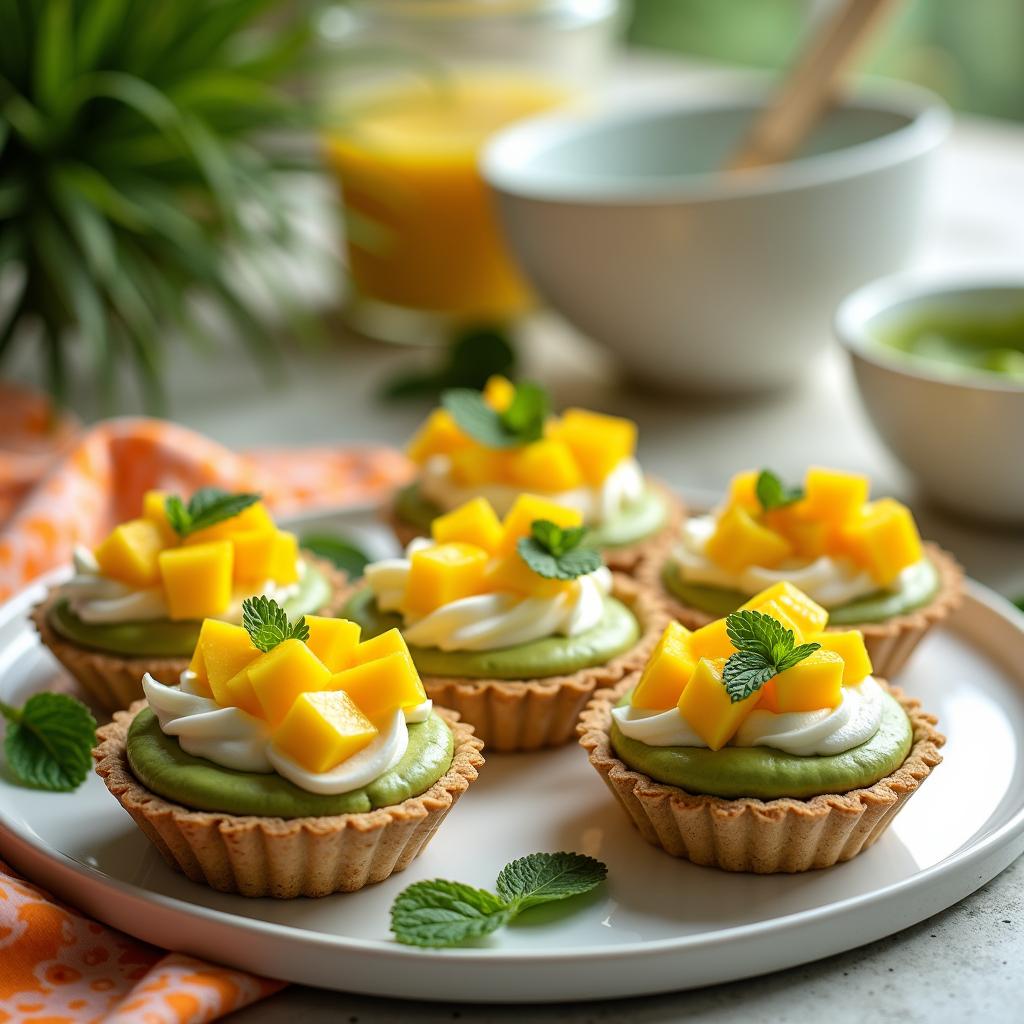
(1, 509, 1023, 1003)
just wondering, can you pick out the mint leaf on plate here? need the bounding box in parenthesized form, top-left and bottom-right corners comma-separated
(496, 852, 607, 912)
(0, 693, 97, 792)
(390, 880, 513, 948)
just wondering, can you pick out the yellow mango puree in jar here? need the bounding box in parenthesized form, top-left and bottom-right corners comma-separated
(324, 72, 569, 318)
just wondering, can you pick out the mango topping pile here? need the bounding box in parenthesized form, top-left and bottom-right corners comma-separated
(188, 614, 428, 774)
(630, 582, 873, 750)
(92, 491, 299, 620)
(407, 375, 638, 491)
(706, 468, 924, 587)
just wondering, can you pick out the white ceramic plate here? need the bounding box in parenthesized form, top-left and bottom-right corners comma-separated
(1, 513, 1023, 1003)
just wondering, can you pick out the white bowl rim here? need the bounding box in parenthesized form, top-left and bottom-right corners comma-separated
(835, 272, 1024, 394)
(481, 79, 951, 204)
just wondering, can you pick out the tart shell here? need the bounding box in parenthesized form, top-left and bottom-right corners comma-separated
(578, 676, 943, 873)
(93, 703, 484, 898)
(637, 541, 964, 679)
(32, 554, 348, 714)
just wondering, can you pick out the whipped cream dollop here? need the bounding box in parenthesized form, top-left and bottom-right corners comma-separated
(419, 455, 644, 526)
(64, 545, 300, 624)
(143, 671, 433, 795)
(364, 538, 612, 652)
(671, 515, 921, 608)
(612, 677, 884, 756)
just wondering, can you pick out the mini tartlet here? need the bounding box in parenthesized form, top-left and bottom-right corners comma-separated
(388, 376, 681, 571)
(93, 600, 483, 898)
(579, 582, 943, 873)
(34, 489, 344, 712)
(639, 467, 963, 678)
(346, 494, 668, 751)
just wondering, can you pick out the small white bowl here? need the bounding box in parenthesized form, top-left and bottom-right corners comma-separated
(836, 275, 1024, 525)
(482, 82, 950, 394)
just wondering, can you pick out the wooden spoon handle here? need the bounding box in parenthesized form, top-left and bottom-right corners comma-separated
(727, 0, 900, 171)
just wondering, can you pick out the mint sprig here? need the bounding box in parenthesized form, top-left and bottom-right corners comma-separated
(441, 380, 548, 449)
(165, 487, 261, 539)
(242, 596, 309, 653)
(0, 693, 97, 792)
(391, 852, 607, 948)
(516, 519, 603, 581)
(722, 609, 820, 703)
(755, 469, 804, 512)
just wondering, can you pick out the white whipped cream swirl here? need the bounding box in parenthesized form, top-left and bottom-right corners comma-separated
(672, 515, 921, 608)
(364, 538, 612, 652)
(419, 455, 644, 526)
(143, 671, 432, 795)
(612, 677, 884, 756)
(65, 545, 300, 624)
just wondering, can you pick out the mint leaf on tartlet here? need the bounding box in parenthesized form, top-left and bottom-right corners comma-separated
(442, 379, 548, 449)
(242, 595, 309, 653)
(0, 693, 97, 791)
(165, 487, 261, 538)
(517, 519, 603, 580)
(723, 609, 820, 703)
(755, 469, 804, 512)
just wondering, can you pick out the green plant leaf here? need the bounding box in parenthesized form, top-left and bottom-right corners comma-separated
(722, 609, 820, 703)
(442, 379, 549, 449)
(165, 488, 260, 538)
(500, 380, 548, 439)
(34, 0, 73, 116)
(0, 693, 97, 792)
(299, 534, 370, 579)
(755, 469, 804, 512)
(242, 595, 309, 653)
(495, 852, 607, 912)
(390, 880, 512, 948)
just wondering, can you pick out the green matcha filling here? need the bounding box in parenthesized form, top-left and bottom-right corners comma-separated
(394, 480, 667, 550)
(49, 562, 331, 658)
(126, 706, 454, 817)
(661, 557, 940, 625)
(344, 586, 639, 680)
(610, 691, 913, 799)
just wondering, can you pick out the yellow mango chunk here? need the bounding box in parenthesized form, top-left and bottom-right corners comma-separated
(803, 467, 870, 525)
(273, 691, 378, 774)
(305, 616, 361, 672)
(507, 439, 583, 492)
(247, 638, 332, 726)
(224, 665, 263, 718)
(482, 375, 516, 411)
(677, 657, 761, 750)
(726, 469, 761, 512)
(185, 499, 275, 546)
(142, 490, 178, 545)
(329, 651, 427, 721)
(705, 505, 793, 573)
(198, 621, 260, 706)
(95, 518, 166, 589)
(449, 446, 513, 486)
(403, 542, 489, 616)
(158, 541, 233, 620)
(632, 621, 696, 710)
(811, 630, 872, 686)
(769, 649, 844, 713)
(432, 497, 504, 553)
(268, 530, 300, 585)
(841, 498, 923, 586)
(550, 408, 637, 486)
(484, 552, 576, 599)
(688, 616, 735, 660)
(230, 529, 278, 585)
(352, 627, 411, 666)
(407, 409, 470, 465)
(498, 493, 583, 557)
(741, 582, 828, 637)
(764, 505, 830, 559)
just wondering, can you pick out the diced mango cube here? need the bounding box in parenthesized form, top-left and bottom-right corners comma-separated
(352, 626, 411, 666)
(499, 494, 583, 557)
(329, 651, 427, 721)
(841, 498, 923, 586)
(142, 490, 178, 545)
(268, 530, 300, 585)
(197, 621, 260, 706)
(764, 505, 830, 559)
(432, 497, 504, 553)
(95, 518, 166, 588)
(550, 408, 637, 485)
(688, 616, 736, 660)
(403, 542, 489, 616)
(811, 630, 873, 686)
(158, 541, 233, 620)
(704, 505, 793, 573)
(484, 552, 576, 599)
(726, 469, 761, 513)
(741, 582, 828, 637)
(449, 446, 513, 486)
(273, 691, 378, 774)
(803, 467, 870, 525)
(677, 657, 761, 750)
(407, 409, 470, 464)
(632, 621, 696, 710)
(770, 649, 844, 713)
(231, 529, 278, 585)
(305, 616, 361, 672)
(224, 665, 263, 718)
(482, 375, 516, 412)
(507, 439, 583, 492)
(247, 638, 332, 726)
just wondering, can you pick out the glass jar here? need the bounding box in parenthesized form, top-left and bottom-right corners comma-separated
(319, 0, 623, 343)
